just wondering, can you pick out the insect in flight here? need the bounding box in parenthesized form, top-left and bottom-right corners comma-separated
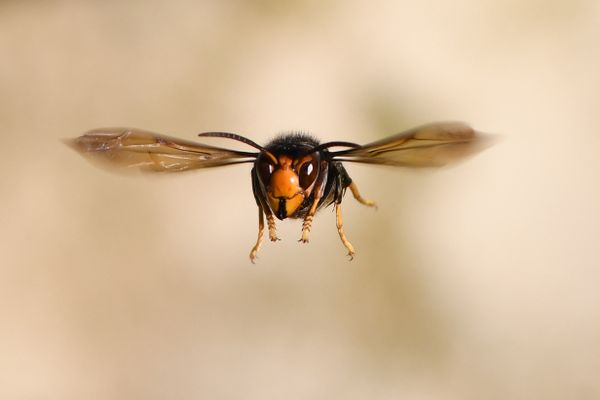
(66, 122, 491, 262)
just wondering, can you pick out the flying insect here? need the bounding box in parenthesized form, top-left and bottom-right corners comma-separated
(66, 122, 491, 262)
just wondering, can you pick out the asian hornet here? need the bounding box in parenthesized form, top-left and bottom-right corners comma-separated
(66, 122, 491, 262)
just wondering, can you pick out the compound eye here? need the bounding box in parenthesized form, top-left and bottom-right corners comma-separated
(298, 156, 319, 189)
(257, 157, 275, 186)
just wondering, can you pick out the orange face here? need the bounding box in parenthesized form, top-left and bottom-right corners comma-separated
(257, 153, 320, 219)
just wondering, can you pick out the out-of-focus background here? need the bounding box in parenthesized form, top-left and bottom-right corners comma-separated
(1, 0, 599, 398)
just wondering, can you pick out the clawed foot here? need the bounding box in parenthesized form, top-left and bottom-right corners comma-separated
(249, 248, 259, 264)
(298, 228, 310, 243)
(299, 216, 313, 243)
(266, 214, 280, 242)
(269, 232, 280, 242)
(362, 199, 378, 210)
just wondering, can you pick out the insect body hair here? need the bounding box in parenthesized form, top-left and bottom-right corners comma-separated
(265, 132, 320, 156)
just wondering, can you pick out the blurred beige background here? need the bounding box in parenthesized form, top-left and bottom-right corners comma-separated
(1, 0, 599, 398)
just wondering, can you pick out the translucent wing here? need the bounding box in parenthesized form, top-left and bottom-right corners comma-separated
(331, 122, 493, 167)
(65, 128, 258, 172)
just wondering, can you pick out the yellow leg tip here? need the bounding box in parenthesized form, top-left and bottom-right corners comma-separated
(349, 182, 377, 209)
(299, 230, 310, 243)
(365, 200, 378, 210)
(268, 225, 279, 241)
(249, 251, 258, 263)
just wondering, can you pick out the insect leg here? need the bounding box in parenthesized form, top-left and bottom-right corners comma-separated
(265, 210, 280, 242)
(335, 202, 355, 260)
(335, 162, 377, 208)
(348, 182, 377, 209)
(299, 201, 318, 243)
(249, 205, 265, 263)
(299, 182, 324, 243)
(251, 166, 279, 242)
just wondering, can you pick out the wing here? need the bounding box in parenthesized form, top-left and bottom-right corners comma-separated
(331, 122, 493, 167)
(65, 128, 258, 172)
